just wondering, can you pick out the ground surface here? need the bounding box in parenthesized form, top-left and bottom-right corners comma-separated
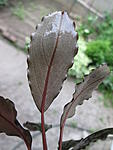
(0, 38, 113, 150)
(0, 0, 64, 49)
(0, 0, 113, 149)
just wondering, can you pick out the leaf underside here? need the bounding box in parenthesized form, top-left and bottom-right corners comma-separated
(60, 64, 110, 126)
(62, 139, 81, 150)
(62, 128, 113, 150)
(0, 96, 32, 148)
(23, 121, 52, 132)
(27, 11, 78, 112)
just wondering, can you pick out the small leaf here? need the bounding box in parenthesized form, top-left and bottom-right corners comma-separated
(61, 64, 110, 126)
(27, 11, 78, 112)
(72, 128, 113, 150)
(23, 121, 52, 132)
(62, 139, 81, 150)
(58, 64, 110, 150)
(0, 96, 32, 150)
(62, 128, 113, 150)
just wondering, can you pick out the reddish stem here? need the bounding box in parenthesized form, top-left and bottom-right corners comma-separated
(41, 11, 64, 150)
(41, 70, 48, 150)
(41, 110, 48, 150)
(58, 126, 64, 150)
(26, 143, 31, 150)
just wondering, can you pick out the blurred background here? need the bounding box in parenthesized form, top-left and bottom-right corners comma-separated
(0, 0, 113, 150)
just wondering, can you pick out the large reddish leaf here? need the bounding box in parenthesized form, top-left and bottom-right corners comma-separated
(0, 96, 32, 150)
(27, 11, 78, 112)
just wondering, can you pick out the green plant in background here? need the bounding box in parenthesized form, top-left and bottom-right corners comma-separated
(95, 12, 113, 41)
(78, 15, 98, 39)
(29, 2, 37, 10)
(99, 71, 113, 106)
(0, 0, 8, 6)
(77, 12, 113, 101)
(25, 36, 31, 52)
(78, 12, 113, 42)
(86, 40, 113, 66)
(86, 40, 113, 95)
(69, 121, 78, 128)
(100, 72, 113, 92)
(11, 2, 25, 20)
(68, 38, 93, 82)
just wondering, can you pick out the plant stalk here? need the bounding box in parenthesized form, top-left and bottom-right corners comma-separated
(58, 126, 64, 150)
(26, 143, 31, 150)
(41, 11, 63, 150)
(41, 110, 48, 150)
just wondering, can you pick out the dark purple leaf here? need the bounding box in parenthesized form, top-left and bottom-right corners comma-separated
(23, 121, 52, 132)
(0, 96, 32, 150)
(61, 64, 110, 126)
(73, 128, 113, 150)
(62, 128, 113, 150)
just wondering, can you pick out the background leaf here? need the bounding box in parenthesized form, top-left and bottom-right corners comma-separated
(23, 121, 52, 132)
(62, 139, 81, 150)
(61, 64, 110, 126)
(72, 128, 113, 150)
(58, 64, 110, 150)
(0, 96, 32, 150)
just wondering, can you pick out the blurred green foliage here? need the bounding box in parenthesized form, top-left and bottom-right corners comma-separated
(0, 0, 8, 5)
(70, 12, 113, 103)
(78, 15, 98, 39)
(78, 13, 113, 104)
(11, 2, 25, 20)
(86, 40, 113, 67)
(68, 38, 93, 83)
(100, 72, 113, 92)
(25, 36, 31, 52)
(78, 12, 113, 42)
